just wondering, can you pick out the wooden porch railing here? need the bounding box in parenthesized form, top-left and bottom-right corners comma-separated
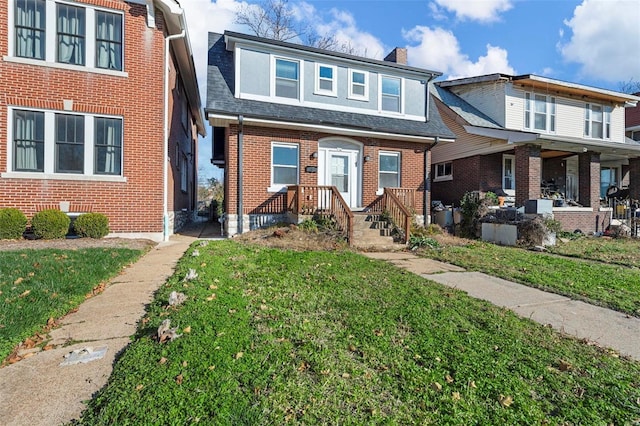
(287, 185, 354, 244)
(382, 188, 412, 244)
(387, 187, 416, 211)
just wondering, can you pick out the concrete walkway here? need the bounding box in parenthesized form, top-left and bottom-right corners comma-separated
(0, 221, 221, 426)
(364, 252, 640, 361)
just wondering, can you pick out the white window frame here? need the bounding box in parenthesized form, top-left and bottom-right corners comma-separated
(524, 92, 555, 133)
(348, 69, 368, 101)
(314, 63, 337, 97)
(272, 56, 300, 101)
(378, 151, 400, 193)
(584, 103, 611, 140)
(269, 142, 299, 192)
(502, 154, 515, 195)
(434, 162, 453, 182)
(379, 75, 403, 114)
(4, 106, 125, 181)
(7, 0, 126, 76)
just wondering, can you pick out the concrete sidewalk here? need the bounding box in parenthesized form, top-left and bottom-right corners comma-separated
(0, 221, 221, 426)
(364, 252, 640, 361)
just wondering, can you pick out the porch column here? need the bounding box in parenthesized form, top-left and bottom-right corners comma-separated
(515, 144, 541, 206)
(578, 151, 601, 209)
(629, 158, 640, 200)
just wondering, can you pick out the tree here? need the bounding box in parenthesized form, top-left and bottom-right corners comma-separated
(618, 78, 640, 95)
(235, 0, 361, 55)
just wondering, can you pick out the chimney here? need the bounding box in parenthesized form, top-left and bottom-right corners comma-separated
(384, 47, 407, 65)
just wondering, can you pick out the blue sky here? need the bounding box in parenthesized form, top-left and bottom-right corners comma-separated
(182, 0, 640, 181)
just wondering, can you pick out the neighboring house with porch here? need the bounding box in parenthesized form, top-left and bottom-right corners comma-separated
(205, 31, 454, 243)
(0, 0, 205, 241)
(430, 74, 640, 234)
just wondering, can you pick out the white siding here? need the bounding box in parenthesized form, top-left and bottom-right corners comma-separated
(448, 81, 507, 126)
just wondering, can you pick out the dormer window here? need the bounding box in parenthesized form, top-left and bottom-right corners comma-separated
(349, 69, 368, 100)
(381, 76, 401, 113)
(315, 64, 336, 96)
(275, 58, 299, 99)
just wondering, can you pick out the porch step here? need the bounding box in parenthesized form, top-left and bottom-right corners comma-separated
(351, 212, 404, 251)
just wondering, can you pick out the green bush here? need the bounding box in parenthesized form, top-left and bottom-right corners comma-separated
(0, 208, 27, 239)
(31, 209, 70, 239)
(73, 213, 110, 238)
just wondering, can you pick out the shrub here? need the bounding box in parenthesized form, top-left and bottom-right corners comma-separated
(0, 208, 27, 239)
(298, 218, 319, 233)
(409, 234, 440, 250)
(73, 212, 110, 239)
(31, 209, 70, 239)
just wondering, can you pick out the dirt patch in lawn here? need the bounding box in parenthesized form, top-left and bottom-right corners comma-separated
(234, 224, 351, 252)
(0, 237, 157, 252)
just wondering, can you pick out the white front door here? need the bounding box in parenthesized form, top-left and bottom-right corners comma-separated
(318, 140, 361, 208)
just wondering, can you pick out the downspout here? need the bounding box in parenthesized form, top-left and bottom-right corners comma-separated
(237, 115, 244, 234)
(162, 27, 185, 241)
(424, 136, 440, 225)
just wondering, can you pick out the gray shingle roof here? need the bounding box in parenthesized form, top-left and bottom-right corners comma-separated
(205, 32, 455, 140)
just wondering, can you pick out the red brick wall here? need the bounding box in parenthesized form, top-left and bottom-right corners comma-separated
(0, 2, 194, 234)
(515, 144, 541, 206)
(224, 125, 428, 217)
(630, 158, 640, 200)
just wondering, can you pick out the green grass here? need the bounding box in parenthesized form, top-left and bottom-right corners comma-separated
(549, 236, 640, 268)
(78, 241, 640, 425)
(421, 240, 640, 316)
(0, 248, 144, 360)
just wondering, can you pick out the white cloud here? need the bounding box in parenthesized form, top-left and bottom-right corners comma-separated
(430, 0, 513, 23)
(559, 0, 640, 83)
(404, 26, 515, 79)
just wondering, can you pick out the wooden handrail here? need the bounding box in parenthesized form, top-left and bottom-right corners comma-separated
(387, 188, 416, 211)
(287, 185, 354, 244)
(383, 188, 412, 244)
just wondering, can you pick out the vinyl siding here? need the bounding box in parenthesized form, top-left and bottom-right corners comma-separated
(447, 81, 507, 126)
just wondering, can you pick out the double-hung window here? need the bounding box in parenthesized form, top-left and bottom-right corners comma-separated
(434, 162, 452, 181)
(275, 58, 299, 99)
(271, 143, 298, 188)
(11, 1, 124, 72)
(94, 117, 122, 175)
(315, 64, 336, 96)
(15, 0, 46, 60)
(95, 11, 122, 71)
(13, 110, 45, 172)
(349, 69, 368, 100)
(381, 76, 402, 113)
(379, 151, 400, 189)
(55, 114, 85, 173)
(57, 4, 85, 66)
(585, 103, 611, 139)
(525, 93, 555, 132)
(10, 109, 123, 177)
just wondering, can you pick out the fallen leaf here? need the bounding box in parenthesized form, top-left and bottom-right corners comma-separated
(135, 384, 144, 391)
(206, 294, 217, 301)
(297, 362, 309, 371)
(445, 374, 454, 383)
(28, 272, 34, 277)
(209, 284, 218, 290)
(320, 369, 330, 375)
(183, 326, 191, 334)
(431, 382, 442, 392)
(23, 338, 36, 349)
(373, 329, 384, 336)
(209, 365, 216, 370)
(158, 357, 168, 365)
(22, 352, 35, 359)
(452, 392, 461, 401)
(260, 304, 268, 310)
(175, 374, 183, 385)
(43, 345, 54, 351)
(19, 290, 30, 298)
(469, 381, 477, 389)
(499, 394, 513, 407)
(14, 277, 24, 285)
(341, 373, 351, 378)
(558, 360, 572, 372)
(235, 352, 244, 359)
(348, 344, 357, 352)
(182, 360, 188, 367)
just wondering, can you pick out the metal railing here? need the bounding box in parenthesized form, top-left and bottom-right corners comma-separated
(287, 185, 354, 243)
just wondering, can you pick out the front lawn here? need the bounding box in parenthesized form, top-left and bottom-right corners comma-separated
(549, 236, 640, 267)
(77, 241, 640, 425)
(0, 248, 144, 361)
(420, 239, 640, 316)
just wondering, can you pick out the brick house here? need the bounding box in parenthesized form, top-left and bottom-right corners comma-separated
(626, 92, 640, 143)
(0, 0, 205, 241)
(430, 74, 640, 234)
(205, 31, 454, 240)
